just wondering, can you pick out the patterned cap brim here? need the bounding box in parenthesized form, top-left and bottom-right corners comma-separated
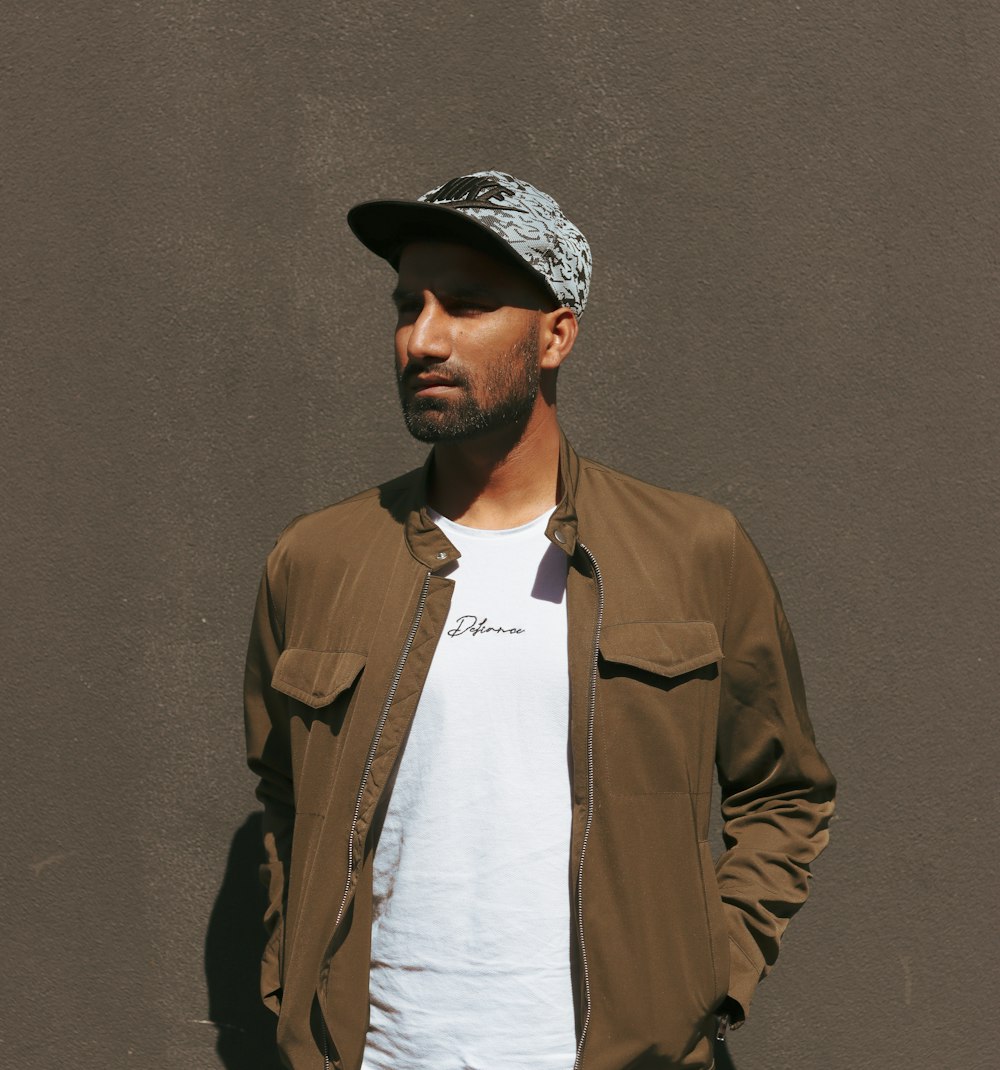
(347, 199, 563, 309)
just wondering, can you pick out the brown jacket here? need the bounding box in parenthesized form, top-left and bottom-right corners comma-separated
(243, 433, 835, 1070)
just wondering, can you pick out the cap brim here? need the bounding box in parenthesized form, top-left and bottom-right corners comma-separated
(346, 199, 560, 306)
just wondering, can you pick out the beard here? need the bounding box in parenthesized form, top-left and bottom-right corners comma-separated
(396, 324, 540, 443)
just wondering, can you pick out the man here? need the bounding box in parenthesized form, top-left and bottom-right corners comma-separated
(243, 170, 835, 1070)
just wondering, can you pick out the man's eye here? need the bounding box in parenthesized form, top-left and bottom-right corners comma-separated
(448, 299, 490, 314)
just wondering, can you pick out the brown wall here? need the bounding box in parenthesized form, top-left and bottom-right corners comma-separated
(4, 3, 997, 1067)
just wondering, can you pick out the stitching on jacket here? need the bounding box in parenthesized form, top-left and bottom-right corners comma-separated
(278, 646, 367, 657)
(730, 933, 763, 970)
(695, 841, 720, 1003)
(605, 788, 712, 798)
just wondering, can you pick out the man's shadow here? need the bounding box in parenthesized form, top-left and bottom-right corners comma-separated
(205, 812, 280, 1069)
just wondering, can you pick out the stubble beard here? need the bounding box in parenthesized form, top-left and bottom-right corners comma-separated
(397, 326, 541, 444)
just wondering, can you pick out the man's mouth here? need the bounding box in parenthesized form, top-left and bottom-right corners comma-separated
(410, 375, 463, 395)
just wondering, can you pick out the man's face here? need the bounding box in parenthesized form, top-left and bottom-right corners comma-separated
(392, 241, 548, 443)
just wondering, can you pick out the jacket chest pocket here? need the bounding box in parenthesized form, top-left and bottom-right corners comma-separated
(596, 620, 722, 796)
(270, 647, 367, 815)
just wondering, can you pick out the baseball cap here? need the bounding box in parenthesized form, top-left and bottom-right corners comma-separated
(347, 170, 592, 317)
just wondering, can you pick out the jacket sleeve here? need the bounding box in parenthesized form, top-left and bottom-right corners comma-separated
(714, 517, 836, 1023)
(243, 557, 295, 1017)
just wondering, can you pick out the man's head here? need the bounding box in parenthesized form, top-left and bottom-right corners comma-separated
(348, 170, 590, 444)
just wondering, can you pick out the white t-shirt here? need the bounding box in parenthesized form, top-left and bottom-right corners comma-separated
(361, 507, 576, 1070)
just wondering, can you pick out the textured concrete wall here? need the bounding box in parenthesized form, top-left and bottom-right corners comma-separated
(4, 2, 997, 1067)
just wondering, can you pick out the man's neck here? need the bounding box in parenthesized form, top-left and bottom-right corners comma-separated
(427, 416, 562, 530)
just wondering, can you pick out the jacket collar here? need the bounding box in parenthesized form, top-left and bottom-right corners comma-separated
(402, 428, 582, 569)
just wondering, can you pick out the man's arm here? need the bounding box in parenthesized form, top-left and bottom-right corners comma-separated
(714, 517, 836, 1024)
(243, 559, 295, 1016)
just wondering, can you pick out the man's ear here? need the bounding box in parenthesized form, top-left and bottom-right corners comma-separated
(539, 308, 578, 371)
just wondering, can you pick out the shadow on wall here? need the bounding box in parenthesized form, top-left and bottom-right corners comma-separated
(205, 812, 280, 1069)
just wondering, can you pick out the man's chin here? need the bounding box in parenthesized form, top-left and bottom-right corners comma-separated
(399, 392, 537, 444)
(402, 415, 482, 443)
(400, 397, 476, 443)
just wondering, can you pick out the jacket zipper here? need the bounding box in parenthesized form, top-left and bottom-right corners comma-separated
(573, 541, 604, 1070)
(323, 569, 433, 1070)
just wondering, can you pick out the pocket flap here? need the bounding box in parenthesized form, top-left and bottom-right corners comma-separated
(600, 620, 722, 678)
(271, 648, 366, 708)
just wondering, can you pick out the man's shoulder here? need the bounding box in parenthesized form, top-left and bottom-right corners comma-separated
(266, 466, 421, 560)
(577, 453, 736, 539)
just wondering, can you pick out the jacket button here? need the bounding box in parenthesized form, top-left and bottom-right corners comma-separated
(553, 530, 565, 544)
(436, 551, 448, 560)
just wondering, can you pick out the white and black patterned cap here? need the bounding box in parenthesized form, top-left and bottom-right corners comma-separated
(347, 170, 592, 317)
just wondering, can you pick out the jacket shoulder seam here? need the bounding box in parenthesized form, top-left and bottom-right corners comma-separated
(721, 514, 737, 648)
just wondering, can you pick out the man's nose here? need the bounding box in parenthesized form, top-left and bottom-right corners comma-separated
(406, 294, 451, 361)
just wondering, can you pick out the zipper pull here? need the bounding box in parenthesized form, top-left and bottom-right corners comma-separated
(715, 1010, 730, 1042)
